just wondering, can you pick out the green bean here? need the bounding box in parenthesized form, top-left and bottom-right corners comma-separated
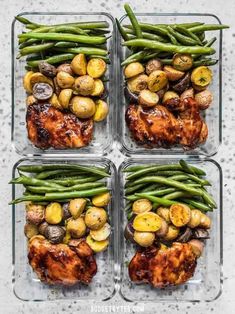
(15, 16, 35, 25)
(124, 28, 168, 42)
(126, 164, 205, 180)
(163, 191, 192, 200)
(48, 176, 102, 187)
(125, 183, 147, 195)
(17, 164, 109, 177)
(123, 39, 215, 55)
(18, 32, 107, 45)
(199, 188, 217, 208)
(23, 21, 109, 30)
(19, 38, 40, 48)
(10, 176, 63, 188)
(141, 183, 160, 192)
(124, 3, 143, 38)
(121, 50, 152, 66)
(167, 26, 199, 46)
(142, 52, 160, 61)
(132, 176, 203, 196)
(116, 18, 129, 41)
(167, 31, 179, 45)
(180, 198, 213, 212)
(18, 42, 55, 57)
(126, 188, 176, 201)
(173, 25, 202, 44)
(27, 53, 75, 67)
(179, 159, 196, 175)
(193, 58, 218, 67)
(189, 24, 229, 33)
(54, 41, 78, 48)
(135, 193, 179, 207)
(10, 187, 109, 205)
(136, 23, 168, 37)
(49, 25, 89, 36)
(124, 22, 204, 29)
(54, 47, 108, 56)
(26, 182, 105, 194)
(205, 37, 217, 47)
(35, 169, 83, 180)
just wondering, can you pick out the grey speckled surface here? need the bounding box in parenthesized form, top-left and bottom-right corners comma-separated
(0, 0, 235, 313)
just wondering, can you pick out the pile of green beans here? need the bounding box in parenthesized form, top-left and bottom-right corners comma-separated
(118, 4, 229, 66)
(16, 16, 111, 68)
(123, 160, 216, 220)
(9, 163, 110, 205)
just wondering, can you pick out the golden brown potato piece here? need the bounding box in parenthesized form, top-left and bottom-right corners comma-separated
(69, 198, 87, 219)
(132, 198, 152, 214)
(156, 207, 171, 223)
(92, 192, 111, 207)
(172, 53, 193, 71)
(87, 58, 107, 78)
(57, 63, 74, 76)
(71, 54, 87, 76)
(85, 207, 107, 230)
(133, 231, 155, 247)
(187, 209, 202, 228)
(164, 224, 180, 241)
(26, 203, 45, 225)
(70, 96, 96, 119)
(23, 71, 34, 93)
(90, 222, 111, 241)
(180, 88, 194, 101)
(56, 71, 75, 89)
(49, 93, 63, 110)
(67, 217, 86, 238)
(191, 66, 212, 87)
(30, 72, 54, 88)
(169, 204, 191, 227)
(90, 79, 105, 97)
(86, 234, 109, 253)
(147, 70, 168, 92)
(24, 223, 39, 239)
(93, 100, 109, 122)
(146, 59, 162, 75)
(124, 62, 144, 79)
(163, 66, 185, 81)
(45, 202, 63, 224)
(199, 213, 211, 229)
(162, 91, 179, 104)
(195, 89, 213, 110)
(138, 89, 159, 107)
(58, 88, 73, 109)
(74, 75, 95, 96)
(127, 74, 148, 94)
(133, 212, 162, 232)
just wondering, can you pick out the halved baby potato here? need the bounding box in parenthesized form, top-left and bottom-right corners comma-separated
(163, 224, 180, 241)
(93, 100, 109, 122)
(23, 71, 34, 93)
(70, 96, 96, 119)
(92, 192, 111, 207)
(147, 70, 168, 92)
(138, 89, 159, 107)
(133, 231, 155, 247)
(74, 75, 95, 96)
(156, 207, 171, 224)
(56, 71, 75, 89)
(71, 53, 87, 76)
(49, 93, 63, 110)
(90, 79, 105, 97)
(163, 65, 184, 82)
(127, 74, 148, 94)
(132, 198, 152, 214)
(169, 203, 191, 227)
(133, 212, 162, 232)
(90, 222, 111, 241)
(58, 88, 73, 109)
(30, 72, 54, 88)
(85, 206, 107, 230)
(191, 66, 212, 87)
(187, 209, 202, 228)
(86, 234, 109, 253)
(124, 62, 144, 79)
(87, 58, 107, 78)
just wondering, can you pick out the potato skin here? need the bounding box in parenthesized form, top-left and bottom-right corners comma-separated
(90, 79, 105, 97)
(93, 100, 109, 122)
(172, 53, 193, 71)
(90, 222, 111, 241)
(155, 219, 169, 238)
(58, 89, 73, 109)
(189, 239, 204, 257)
(85, 207, 107, 230)
(180, 88, 194, 101)
(87, 58, 107, 78)
(30, 72, 54, 88)
(57, 63, 74, 76)
(74, 75, 95, 96)
(163, 224, 179, 241)
(127, 74, 148, 94)
(156, 207, 171, 223)
(26, 203, 45, 225)
(69, 198, 87, 219)
(24, 223, 39, 239)
(56, 71, 75, 89)
(195, 89, 213, 110)
(162, 91, 179, 104)
(146, 59, 162, 75)
(49, 93, 64, 110)
(187, 209, 202, 228)
(92, 192, 111, 207)
(133, 231, 155, 247)
(163, 65, 184, 81)
(71, 54, 87, 76)
(199, 213, 211, 229)
(138, 89, 159, 107)
(132, 198, 152, 214)
(67, 217, 86, 238)
(70, 96, 96, 119)
(147, 70, 168, 92)
(124, 62, 144, 79)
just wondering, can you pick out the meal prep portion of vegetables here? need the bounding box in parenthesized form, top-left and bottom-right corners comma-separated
(10, 163, 112, 286)
(123, 160, 216, 288)
(16, 16, 111, 150)
(118, 4, 229, 150)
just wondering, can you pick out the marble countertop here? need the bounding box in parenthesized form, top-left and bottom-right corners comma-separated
(0, 0, 235, 313)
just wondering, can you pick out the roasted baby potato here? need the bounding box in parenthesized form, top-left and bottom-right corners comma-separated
(195, 89, 213, 110)
(133, 231, 155, 247)
(90, 222, 111, 241)
(70, 96, 96, 119)
(172, 72, 191, 94)
(156, 207, 171, 224)
(49, 93, 63, 110)
(56, 71, 75, 89)
(45, 225, 66, 244)
(87, 58, 107, 78)
(86, 234, 109, 253)
(133, 212, 162, 232)
(74, 75, 95, 96)
(53, 77, 61, 96)
(191, 66, 212, 87)
(90, 79, 105, 96)
(199, 213, 211, 229)
(127, 74, 148, 94)
(71, 54, 87, 76)
(58, 88, 73, 109)
(147, 70, 168, 92)
(30, 72, 54, 88)
(132, 198, 152, 214)
(57, 63, 74, 76)
(24, 222, 39, 239)
(188, 239, 204, 257)
(124, 62, 145, 79)
(67, 217, 87, 238)
(69, 198, 87, 219)
(33, 82, 53, 101)
(163, 65, 184, 81)
(187, 209, 202, 228)
(93, 100, 109, 122)
(169, 204, 191, 227)
(85, 207, 107, 230)
(172, 53, 193, 71)
(62, 202, 72, 220)
(26, 203, 45, 225)
(45, 202, 63, 225)
(146, 58, 162, 75)
(23, 71, 34, 93)
(138, 89, 159, 107)
(38, 221, 49, 236)
(164, 224, 180, 241)
(180, 87, 194, 101)
(155, 219, 169, 238)
(92, 192, 111, 207)
(162, 91, 179, 104)
(26, 95, 37, 106)
(39, 61, 57, 78)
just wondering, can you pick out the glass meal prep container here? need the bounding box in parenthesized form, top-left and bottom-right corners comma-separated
(11, 12, 116, 156)
(117, 13, 222, 157)
(118, 157, 222, 302)
(12, 157, 118, 301)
